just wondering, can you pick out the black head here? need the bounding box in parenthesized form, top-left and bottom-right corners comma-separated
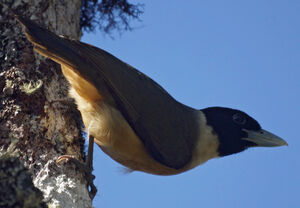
(201, 107, 287, 157)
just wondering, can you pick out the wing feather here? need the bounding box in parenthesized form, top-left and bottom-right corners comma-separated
(15, 14, 199, 169)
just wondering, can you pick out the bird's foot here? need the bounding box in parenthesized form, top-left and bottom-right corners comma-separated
(56, 155, 97, 200)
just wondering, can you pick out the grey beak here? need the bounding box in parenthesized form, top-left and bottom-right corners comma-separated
(242, 129, 288, 147)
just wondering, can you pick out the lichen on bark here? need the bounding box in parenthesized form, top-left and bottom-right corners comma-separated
(0, 1, 93, 207)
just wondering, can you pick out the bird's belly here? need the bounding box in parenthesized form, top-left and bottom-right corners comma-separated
(98, 142, 180, 176)
(70, 88, 182, 175)
(87, 103, 182, 175)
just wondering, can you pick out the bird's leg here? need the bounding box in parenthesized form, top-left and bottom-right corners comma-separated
(85, 132, 97, 199)
(56, 122, 97, 199)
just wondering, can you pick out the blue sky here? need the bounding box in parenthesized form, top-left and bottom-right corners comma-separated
(82, 1, 299, 207)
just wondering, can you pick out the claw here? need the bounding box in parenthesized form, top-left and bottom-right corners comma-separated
(56, 155, 87, 172)
(56, 155, 73, 163)
(55, 134, 97, 199)
(56, 122, 97, 199)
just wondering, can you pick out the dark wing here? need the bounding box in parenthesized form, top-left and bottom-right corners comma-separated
(15, 14, 199, 169)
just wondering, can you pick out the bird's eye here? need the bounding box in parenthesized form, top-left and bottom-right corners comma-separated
(232, 113, 246, 125)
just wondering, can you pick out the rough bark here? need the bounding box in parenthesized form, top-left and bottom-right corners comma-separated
(0, 0, 93, 207)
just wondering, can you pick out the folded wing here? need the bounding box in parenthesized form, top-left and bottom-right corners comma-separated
(15, 14, 199, 169)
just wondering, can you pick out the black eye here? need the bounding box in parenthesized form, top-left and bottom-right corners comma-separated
(232, 113, 246, 125)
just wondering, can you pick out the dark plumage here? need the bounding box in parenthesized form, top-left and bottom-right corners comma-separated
(203, 107, 261, 156)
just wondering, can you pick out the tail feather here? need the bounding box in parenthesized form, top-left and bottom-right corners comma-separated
(14, 14, 85, 71)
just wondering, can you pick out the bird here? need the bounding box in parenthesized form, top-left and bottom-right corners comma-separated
(14, 12, 287, 195)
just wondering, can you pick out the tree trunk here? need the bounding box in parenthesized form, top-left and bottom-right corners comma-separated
(0, 1, 93, 207)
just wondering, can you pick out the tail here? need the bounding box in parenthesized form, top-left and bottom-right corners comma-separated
(14, 13, 87, 71)
(14, 12, 140, 121)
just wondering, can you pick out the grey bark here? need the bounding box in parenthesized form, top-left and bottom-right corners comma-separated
(0, 0, 93, 207)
